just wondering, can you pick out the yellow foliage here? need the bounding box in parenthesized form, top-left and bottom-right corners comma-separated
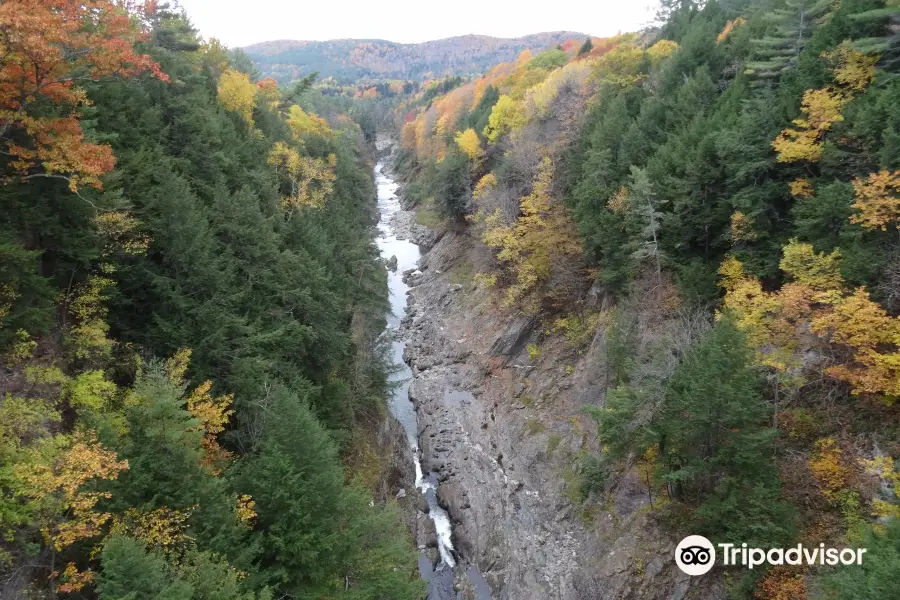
(862, 456, 900, 519)
(850, 169, 900, 231)
(65, 370, 117, 413)
(1, 328, 36, 366)
(774, 45, 877, 163)
(717, 17, 747, 44)
(719, 255, 800, 372)
(67, 272, 115, 362)
(724, 237, 900, 399)
(473, 173, 497, 201)
(217, 68, 257, 127)
(286, 104, 333, 140)
(811, 287, 900, 399)
(730, 211, 758, 242)
(400, 121, 417, 150)
(111, 506, 194, 556)
(454, 128, 482, 160)
(809, 438, 848, 500)
(483, 95, 526, 143)
(594, 43, 647, 87)
(236, 494, 257, 528)
(482, 158, 582, 312)
(773, 88, 845, 163)
(94, 211, 150, 256)
(524, 59, 594, 119)
(779, 240, 843, 295)
(267, 142, 337, 211)
(18, 432, 128, 551)
(827, 41, 879, 92)
(186, 380, 235, 474)
(646, 40, 679, 64)
(166, 348, 192, 386)
(790, 178, 815, 198)
(0, 394, 60, 460)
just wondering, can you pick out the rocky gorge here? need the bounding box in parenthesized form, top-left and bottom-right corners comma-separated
(376, 142, 726, 600)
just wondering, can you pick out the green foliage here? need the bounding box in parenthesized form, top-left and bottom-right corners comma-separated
(529, 49, 569, 71)
(234, 387, 422, 598)
(98, 536, 193, 600)
(578, 38, 594, 56)
(415, 209, 443, 228)
(817, 519, 900, 598)
(0, 238, 55, 350)
(0, 6, 416, 598)
(660, 320, 795, 545)
(98, 536, 265, 600)
(433, 147, 472, 220)
(524, 419, 545, 436)
(588, 319, 795, 547)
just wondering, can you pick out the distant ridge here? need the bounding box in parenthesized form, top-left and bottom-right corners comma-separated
(244, 32, 589, 83)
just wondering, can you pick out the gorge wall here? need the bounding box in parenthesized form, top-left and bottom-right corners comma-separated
(385, 147, 726, 600)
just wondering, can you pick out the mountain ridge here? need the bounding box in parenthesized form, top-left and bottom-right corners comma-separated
(244, 31, 590, 83)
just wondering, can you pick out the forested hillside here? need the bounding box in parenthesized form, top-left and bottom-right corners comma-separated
(245, 33, 586, 84)
(0, 2, 421, 599)
(394, 0, 900, 596)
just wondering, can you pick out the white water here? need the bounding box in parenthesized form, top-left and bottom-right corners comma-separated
(373, 160, 457, 569)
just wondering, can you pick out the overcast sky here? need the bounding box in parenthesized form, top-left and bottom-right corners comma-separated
(174, 0, 659, 48)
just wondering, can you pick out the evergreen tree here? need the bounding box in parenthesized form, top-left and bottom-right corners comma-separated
(578, 38, 594, 55)
(746, 0, 835, 80)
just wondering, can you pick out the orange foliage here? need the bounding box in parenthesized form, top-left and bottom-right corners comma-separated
(717, 17, 747, 44)
(0, 0, 167, 191)
(811, 287, 900, 399)
(755, 567, 807, 600)
(186, 380, 235, 473)
(58, 562, 95, 593)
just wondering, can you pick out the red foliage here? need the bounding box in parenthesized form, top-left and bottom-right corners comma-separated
(0, 0, 168, 190)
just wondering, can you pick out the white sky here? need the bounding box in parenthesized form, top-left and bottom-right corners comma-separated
(174, 0, 659, 48)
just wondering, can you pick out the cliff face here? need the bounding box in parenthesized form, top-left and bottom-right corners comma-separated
(396, 217, 726, 600)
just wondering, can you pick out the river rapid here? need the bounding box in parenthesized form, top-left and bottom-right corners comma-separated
(373, 157, 491, 600)
(373, 159, 455, 597)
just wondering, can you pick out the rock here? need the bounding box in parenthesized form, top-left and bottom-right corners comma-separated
(395, 488, 406, 499)
(489, 316, 536, 357)
(449, 283, 463, 292)
(422, 516, 438, 548)
(386, 255, 398, 271)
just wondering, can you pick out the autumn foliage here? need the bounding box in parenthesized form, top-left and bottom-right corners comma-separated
(0, 0, 167, 190)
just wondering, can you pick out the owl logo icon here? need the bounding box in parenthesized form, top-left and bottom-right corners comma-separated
(675, 535, 716, 576)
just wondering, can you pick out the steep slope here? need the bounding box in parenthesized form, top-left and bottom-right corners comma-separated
(391, 0, 900, 598)
(245, 32, 587, 82)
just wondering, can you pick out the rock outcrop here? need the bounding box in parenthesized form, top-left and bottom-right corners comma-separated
(398, 222, 726, 600)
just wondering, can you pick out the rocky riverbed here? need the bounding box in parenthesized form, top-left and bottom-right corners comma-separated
(380, 141, 725, 600)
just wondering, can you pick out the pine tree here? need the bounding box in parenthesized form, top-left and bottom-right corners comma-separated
(578, 38, 594, 56)
(657, 319, 795, 546)
(746, 0, 835, 80)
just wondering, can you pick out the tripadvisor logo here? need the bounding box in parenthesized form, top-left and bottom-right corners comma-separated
(675, 535, 867, 576)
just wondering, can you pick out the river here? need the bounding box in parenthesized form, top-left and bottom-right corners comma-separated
(374, 157, 493, 600)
